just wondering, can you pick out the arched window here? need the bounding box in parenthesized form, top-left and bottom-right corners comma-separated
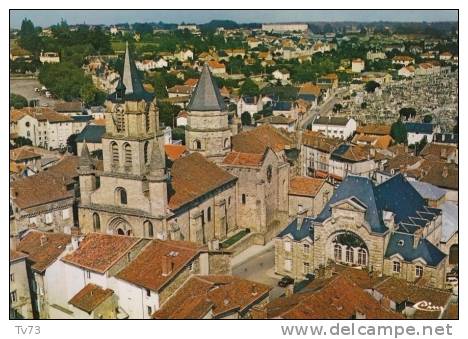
(117, 228, 125, 235)
(334, 244, 342, 262)
(123, 143, 132, 167)
(144, 141, 149, 164)
(115, 187, 127, 205)
(224, 138, 229, 149)
(449, 245, 458, 265)
(144, 220, 154, 238)
(93, 213, 100, 232)
(346, 247, 354, 264)
(357, 248, 367, 266)
(241, 194, 246, 204)
(145, 112, 150, 132)
(111, 142, 119, 165)
(193, 140, 201, 150)
(207, 207, 211, 222)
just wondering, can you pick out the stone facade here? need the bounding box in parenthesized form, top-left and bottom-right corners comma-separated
(10, 254, 33, 319)
(275, 235, 314, 280)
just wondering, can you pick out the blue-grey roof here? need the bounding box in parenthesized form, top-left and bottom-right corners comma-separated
(187, 63, 226, 111)
(404, 122, 434, 134)
(441, 201, 458, 242)
(273, 101, 293, 111)
(314, 174, 439, 234)
(315, 175, 387, 233)
(410, 180, 447, 201)
(298, 93, 317, 102)
(433, 133, 458, 144)
(72, 115, 93, 123)
(385, 232, 446, 267)
(75, 125, 106, 143)
(277, 217, 314, 241)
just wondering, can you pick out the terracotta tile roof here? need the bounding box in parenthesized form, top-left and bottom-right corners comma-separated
(16, 230, 71, 273)
(443, 303, 458, 320)
(232, 124, 293, 154)
(10, 107, 74, 123)
(153, 275, 270, 319)
(164, 144, 187, 161)
(267, 275, 402, 319)
(420, 143, 457, 161)
(222, 151, 265, 167)
(208, 60, 225, 69)
(54, 101, 83, 113)
(420, 161, 458, 190)
(299, 82, 321, 97)
(168, 85, 193, 95)
(356, 124, 391, 136)
(184, 78, 199, 87)
(385, 154, 423, 171)
(116, 240, 203, 291)
(373, 277, 451, 318)
(68, 283, 114, 314)
(331, 144, 372, 162)
(10, 161, 26, 175)
(289, 176, 325, 197)
(302, 131, 342, 153)
(62, 233, 141, 273)
(10, 147, 42, 162)
(168, 153, 236, 210)
(10, 249, 28, 262)
(373, 135, 393, 149)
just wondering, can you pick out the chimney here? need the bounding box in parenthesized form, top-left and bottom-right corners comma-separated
(413, 228, 423, 249)
(40, 234, 48, 246)
(251, 283, 258, 296)
(442, 166, 448, 178)
(162, 254, 173, 276)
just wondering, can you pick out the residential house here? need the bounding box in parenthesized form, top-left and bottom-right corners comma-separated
(288, 176, 334, 218)
(168, 85, 193, 98)
(272, 101, 296, 120)
(351, 58, 365, 73)
(76, 125, 106, 155)
(404, 122, 438, 144)
(398, 66, 415, 78)
(207, 60, 226, 75)
(256, 115, 296, 132)
(392, 56, 415, 66)
(39, 51, 60, 64)
(10, 250, 33, 319)
(329, 144, 378, 179)
(311, 116, 357, 140)
(272, 68, 290, 82)
(237, 96, 263, 118)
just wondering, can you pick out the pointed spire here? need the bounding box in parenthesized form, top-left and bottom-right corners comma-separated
(150, 140, 166, 175)
(110, 42, 153, 102)
(79, 140, 93, 169)
(187, 63, 226, 111)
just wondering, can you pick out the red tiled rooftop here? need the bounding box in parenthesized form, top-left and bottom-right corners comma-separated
(289, 176, 326, 197)
(68, 283, 114, 313)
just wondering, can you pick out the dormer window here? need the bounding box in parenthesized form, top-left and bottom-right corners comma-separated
(398, 240, 405, 247)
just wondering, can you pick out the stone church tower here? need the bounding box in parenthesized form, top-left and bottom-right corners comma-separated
(78, 42, 168, 238)
(185, 63, 231, 163)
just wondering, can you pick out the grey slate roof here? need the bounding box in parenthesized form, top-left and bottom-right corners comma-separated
(404, 122, 434, 134)
(109, 42, 154, 102)
(75, 125, 106, 144)
(277, 217, 314, 241)
(314, 174, 440, 234)
(441, 201, 458, 242)
(385, 232, 446, 267)
(187, 63, 226, 112)
(313, 116, 350, 126)
(410, 180, 447, 201)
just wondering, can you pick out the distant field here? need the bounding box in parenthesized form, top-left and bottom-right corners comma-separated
(111, 41, 160, 53)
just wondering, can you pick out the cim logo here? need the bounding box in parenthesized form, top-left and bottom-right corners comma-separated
(413, 300, 444, 312)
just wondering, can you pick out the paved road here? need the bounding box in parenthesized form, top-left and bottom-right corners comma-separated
(10, 78, 58, 107)
(300, 88, 348, 129)
(232, 245, 285, 300)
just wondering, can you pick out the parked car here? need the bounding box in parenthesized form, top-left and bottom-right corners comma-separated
(278, 276, 294, 287)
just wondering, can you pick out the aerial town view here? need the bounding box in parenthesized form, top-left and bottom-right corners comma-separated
(9, 9, 458, 321)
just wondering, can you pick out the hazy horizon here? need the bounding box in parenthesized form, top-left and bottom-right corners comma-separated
(10, 10, 458, 28)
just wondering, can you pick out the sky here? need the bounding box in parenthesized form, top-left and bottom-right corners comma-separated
(10, 10, 458, 28)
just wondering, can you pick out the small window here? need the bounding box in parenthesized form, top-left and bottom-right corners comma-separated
(86, 270, 91, 279)
(10, 273, 14, 282)
(62, 208, 70, 220)
(207, 207, 212, 222)
(127, 253, 131, 262)
(241, 194, 246, 204)
(228, 197, 231, 206)
(93, 213, 101, 232)
(147, 306, 152, 316)
(303, 243, 310, 254)
(201, 210, 205, 226)
(284, 259, 292, 272)
(398, 240, 405, 247)
(415, 265, 423, 278)
(303, 262, 310, 274)
(194, 140, 201, 150)
(10, 291, 17, 303)
(25, 122, 30, 127)
(393, 261, 401, 273)
(146, 289, 151, 297)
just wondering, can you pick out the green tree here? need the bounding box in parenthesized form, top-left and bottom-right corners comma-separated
(423, 115, 433, 123)
(241, 111, 252, 126)
(390, 119, 408, 144)
(399, 107, 417, 121)
(158, 102, 180, 128)
(66, 133, 78, 155)
(150, 73, 168, 99)
(239, 78, 259, 97)
(10, 94, 28, 109)
(364, 80, 380, 93)
(14, 136, 33, 147)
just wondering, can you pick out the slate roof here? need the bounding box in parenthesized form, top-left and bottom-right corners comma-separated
(314, 116, 350, 126)
(278, 217, 314, 241)
(314, 174, 439, 235)
(272, 101, 293, 111)
(404, 122, 434, 134)
(109, 42, 154, 102)
(441, 201, 458, 242)
(75, 125, 106, 143)
(410, 180, 447, 201)
(187, 63, 226, 111)
(384, 232, 446, 267)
